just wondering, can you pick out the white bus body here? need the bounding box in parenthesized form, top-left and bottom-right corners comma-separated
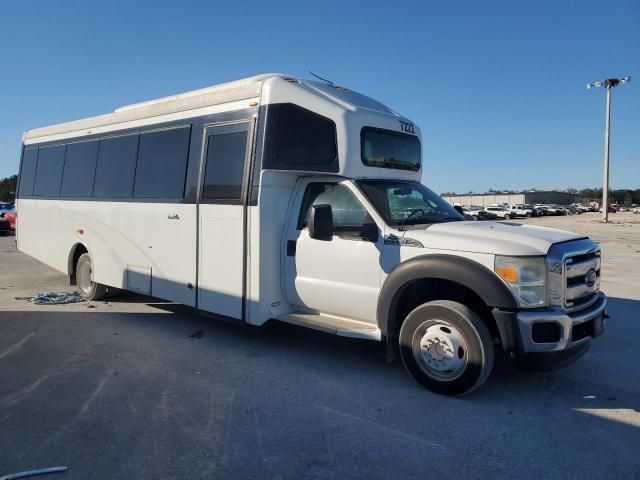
(16, 74, 606, 394)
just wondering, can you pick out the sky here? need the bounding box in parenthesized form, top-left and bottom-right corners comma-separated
(0, 0, 637, 194)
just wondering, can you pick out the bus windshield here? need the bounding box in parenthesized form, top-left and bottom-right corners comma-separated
(357, 180, 464, 229)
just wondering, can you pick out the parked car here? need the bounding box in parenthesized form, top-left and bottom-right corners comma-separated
(463, 206, 488, 220)
(0, 216, 10, 235)
(3, 211, 16, 231)
(484, 206, 512, 219)
(454, 206, 475, 220)
(0, 202, 14, 214)
(598, 206, 617, 213)
(509, 204, 533, 218)
(573, 205, 590, 213)
(535, 205, 562, 216)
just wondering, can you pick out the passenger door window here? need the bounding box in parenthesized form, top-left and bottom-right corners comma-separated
(201, 124, 249, 203)
(298, 182, 375, 241)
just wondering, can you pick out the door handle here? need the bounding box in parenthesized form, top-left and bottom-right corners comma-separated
(287, 240, 297, 257)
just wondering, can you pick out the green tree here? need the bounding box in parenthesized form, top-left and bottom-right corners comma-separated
(0, 175, 17, 202)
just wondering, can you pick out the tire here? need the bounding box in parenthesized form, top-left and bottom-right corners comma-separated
(399, 300, 494, 396)
(525, 212, 532, 218)
(76, 253, 108, 300)
(504, 214, 511, 220)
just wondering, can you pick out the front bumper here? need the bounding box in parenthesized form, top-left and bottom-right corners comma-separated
(515, 292, 606, 353)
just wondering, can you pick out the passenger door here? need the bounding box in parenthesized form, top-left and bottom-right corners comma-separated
(197, 122, 252, 319)
(283, 180, 383, 323)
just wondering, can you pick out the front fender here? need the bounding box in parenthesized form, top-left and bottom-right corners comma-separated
(377, 254, 518, 337)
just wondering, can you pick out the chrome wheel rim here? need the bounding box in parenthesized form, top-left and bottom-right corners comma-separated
(413, 321, 468, 381)
(78, 260, 93, 295)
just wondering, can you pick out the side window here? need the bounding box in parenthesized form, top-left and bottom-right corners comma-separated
(133, 127, 191, 198)
(93, 134, 139, 198)
(61, 140, 99, 197)
(33, 145, 66, 196)
(202, 130, 248, 202)
(263, 103, 338, 172)
(18, 148, 39, 196)
(298, 183, 372, 240)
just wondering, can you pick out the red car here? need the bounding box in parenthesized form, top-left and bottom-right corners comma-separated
(4, 211, 15, 230)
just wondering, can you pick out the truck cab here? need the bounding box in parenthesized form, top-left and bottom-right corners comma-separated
(254, 76, 606, 395)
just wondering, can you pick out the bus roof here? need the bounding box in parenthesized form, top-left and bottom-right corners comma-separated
(23, 73, 279, 141)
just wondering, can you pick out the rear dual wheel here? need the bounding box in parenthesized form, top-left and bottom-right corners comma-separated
(399, 300, 494, 395)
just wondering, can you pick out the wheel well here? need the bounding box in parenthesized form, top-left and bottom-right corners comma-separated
(68, 243, 88, 286)
(387, 278, 500, 342)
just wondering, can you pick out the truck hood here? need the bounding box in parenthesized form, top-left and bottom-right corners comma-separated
(406, 221, 586, 256)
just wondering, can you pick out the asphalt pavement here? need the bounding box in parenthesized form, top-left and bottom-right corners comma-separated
(0, 214, 639, 479)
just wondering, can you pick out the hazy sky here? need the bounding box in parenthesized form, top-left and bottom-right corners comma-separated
(0, 0, 637, 193)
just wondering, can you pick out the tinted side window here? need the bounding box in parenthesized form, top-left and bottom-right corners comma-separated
(33, 145, 66, 196)
(134, 127, 191, 198)
(18, 148, 38, 196)
(263, 103, 338, 172)
(361, 127, 421, 171)
(61, 141, 99, 197)
(93, 134, 139, 197)
(202, 131, 248, 201)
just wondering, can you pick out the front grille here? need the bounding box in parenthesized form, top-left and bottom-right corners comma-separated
(564, 250, 600, 310)
(547, 239, 601, 313)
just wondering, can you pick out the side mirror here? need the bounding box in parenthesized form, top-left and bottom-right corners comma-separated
(309, 204, 333, 241)
(361, 222, 379, 242)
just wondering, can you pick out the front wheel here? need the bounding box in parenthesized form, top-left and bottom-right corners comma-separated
(76, 253, 108, 300)
(399, 300, 495, 395)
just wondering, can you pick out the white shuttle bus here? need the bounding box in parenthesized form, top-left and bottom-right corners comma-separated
(16, 74, 606, 394)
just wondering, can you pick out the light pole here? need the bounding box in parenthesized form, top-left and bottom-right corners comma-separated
(587, 76, 631, 222)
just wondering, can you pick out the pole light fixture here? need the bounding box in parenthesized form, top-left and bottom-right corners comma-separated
(587, 76, 631, 222)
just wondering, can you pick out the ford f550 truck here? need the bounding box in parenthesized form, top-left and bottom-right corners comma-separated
(16, 74, 606, 394)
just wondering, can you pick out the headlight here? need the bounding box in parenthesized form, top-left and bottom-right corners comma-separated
(495, 255, 547, 308)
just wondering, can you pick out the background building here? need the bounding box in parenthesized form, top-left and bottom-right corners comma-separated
(442, 190, 581, 206)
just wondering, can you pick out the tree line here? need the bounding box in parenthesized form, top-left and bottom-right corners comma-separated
(579, 188, 640, 206)
(0, 175, 17, 202)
